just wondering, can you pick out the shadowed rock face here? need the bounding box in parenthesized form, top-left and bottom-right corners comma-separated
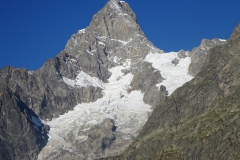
(101, 24, 240, 160)
(188, 38, 226, 76)
(0, 61, 103, 121)
(0, 63, 102, 159)
(0, 84, 48, 160)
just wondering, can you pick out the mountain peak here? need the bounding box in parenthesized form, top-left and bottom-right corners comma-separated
(109, 0, 121, 11)
(110, 0, 120, 2)
(2, 0, 238, 159)
(106, 0, 137, 22)
(229, 23, 240, 40)
(108, 0, 130, 13)
(64, 0, 162, 70)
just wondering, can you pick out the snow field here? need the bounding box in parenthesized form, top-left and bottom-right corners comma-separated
(145, 52, 193, 95)
(39, 51, 194, 159)
(63, 71, 104, 88)
(42, 60, 152, 156)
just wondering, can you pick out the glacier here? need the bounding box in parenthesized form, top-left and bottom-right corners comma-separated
(38, 50, 194, 159)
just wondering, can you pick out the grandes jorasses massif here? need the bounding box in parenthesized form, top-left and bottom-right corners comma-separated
(1, 0, 236, 159)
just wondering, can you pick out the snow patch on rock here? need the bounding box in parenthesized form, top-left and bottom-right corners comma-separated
(109, 0, 122, 13)
(77, 29, 85, 34)
(63, 71, 104, 88)
(219, 39, 226, 42)
(145, 52, 193, 95)
(39, 60, 152, 159)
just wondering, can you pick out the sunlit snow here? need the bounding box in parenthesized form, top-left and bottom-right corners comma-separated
(39, 50, 195, 158)
(63, 71, 104, 88)
(111, 38, 133, 45)
(40, 60, 152, 158)
(109, 0, 122, 13)
(145, 52, 193, 95)
(219, 39, 226, 42)
(77, 29, 85, 34)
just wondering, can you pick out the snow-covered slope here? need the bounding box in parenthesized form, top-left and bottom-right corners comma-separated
(38, 60, 153, 159)
(49, 61, 152, 134)
(63, 71, 104, 88)
(38, 51, 194, 159)
(145, 52, 193, 95)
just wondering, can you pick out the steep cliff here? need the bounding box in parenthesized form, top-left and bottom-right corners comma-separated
(0, 68, 49, 160)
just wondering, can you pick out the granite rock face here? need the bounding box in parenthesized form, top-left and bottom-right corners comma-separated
(102, 24, 240, 160)
(0, 59, 103, 121)
(0, 78, 48, 160)
(177, 49, 188, 58)
(129, 61, 167, 106)
(188, 38, 226, 76)
(0, 59, 103, 159)
(64, 0, 163, 82)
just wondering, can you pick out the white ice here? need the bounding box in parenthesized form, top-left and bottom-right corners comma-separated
(63, 71, 104, 88)
(77, 29, 85, 34)
(110, 38, 132, 45)
(219, 39, 226, 42)
(98, 41, 105, 46)
(109, 0, 122, 13)
(40, 60, 152, 157)
(40, 50, 194, 159)
(86, 50, 94, 55)
(145, 52, 193, 95)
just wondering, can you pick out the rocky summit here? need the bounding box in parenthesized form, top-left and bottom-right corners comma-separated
(0, 0, 235, 160)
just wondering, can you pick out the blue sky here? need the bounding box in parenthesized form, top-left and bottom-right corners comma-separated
(0, 0, 239, 70)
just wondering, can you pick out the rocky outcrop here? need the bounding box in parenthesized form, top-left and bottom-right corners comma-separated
(64, 0, 163, 81)
(39, 118, 116, 160)
(129, 61, 167, 106)
(77, 119, 116, 159)
(102, 24, 240, 160)
(188, 38, 226, 76)
(0, 84, 48, 160)
(177, 49, 188, 59)
(34, 55, 103, 119)
(0, 59, 103, 121)
(0, 53, 104, 159)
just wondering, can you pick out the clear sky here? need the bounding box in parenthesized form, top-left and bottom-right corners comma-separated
(0, 0, 240, 70)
